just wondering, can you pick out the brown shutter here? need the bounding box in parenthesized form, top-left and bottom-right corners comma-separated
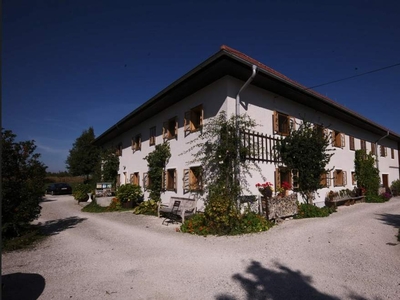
(273, 111, 279, 133)
(163, 121, 168, 141)
(275, 168, 281, 190)
(184, 111, 191, 134)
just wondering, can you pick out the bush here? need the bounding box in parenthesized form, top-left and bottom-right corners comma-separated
(116, 184, 143, 205)
(391, 179, 400, 196)
(133, 199, 158, 215)
(295, 203, 335, 219)
(2, 129, 47, 238)
(73, 183, 92, 201)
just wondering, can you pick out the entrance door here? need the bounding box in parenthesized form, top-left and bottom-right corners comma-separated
(382, 174, 389, 188)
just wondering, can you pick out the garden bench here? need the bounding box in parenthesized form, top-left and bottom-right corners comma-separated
(158, 196, 197, 224)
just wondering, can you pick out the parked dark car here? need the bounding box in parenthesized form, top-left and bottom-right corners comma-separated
(46, 183, 72, 195)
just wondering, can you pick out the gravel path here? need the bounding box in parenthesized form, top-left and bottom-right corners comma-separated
(2, 196, 400, 300)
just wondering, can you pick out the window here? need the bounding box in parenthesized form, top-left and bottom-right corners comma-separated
(163, 169, 177, 191)
(163, 117, 178, 140)
(380, 145, 387, 157)
(333, 170, 347, 187)
(116, 143, 122, 156)
(130, 172, 140, 186)
(183, 167, 203, 193)
(391, 148, 395, 159)
(349, 136, 355, 150)
(275, 167, 299, 191)
(143, 172, 151, 190)
(351, 171, 356, 185)
(320, 172, 331, 188)
(149, 126, 156, 146)
(371, 143, 376, 156)
(132, 134, 141, 151)
(331, 131, 345, 148)
(360, 140, 366, 151)
(273, 111, 295, 136)
(184, 105, 203, 135)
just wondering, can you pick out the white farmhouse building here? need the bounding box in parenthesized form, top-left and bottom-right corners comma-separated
(94, 45, 400, 208)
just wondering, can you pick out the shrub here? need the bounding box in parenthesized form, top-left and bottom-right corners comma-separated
(391, 179, 400, 196)
(73, 183, 92, 201)
(116, 184, 143, 205)
(133, 199, 158, 215)
(295, 203, 335, 219)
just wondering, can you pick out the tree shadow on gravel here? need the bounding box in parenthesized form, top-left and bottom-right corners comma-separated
(2, 272, 45, 300)
(216, 261, 368, 300)
(376, 213, 400, 229)
(39, 216, 87, 236)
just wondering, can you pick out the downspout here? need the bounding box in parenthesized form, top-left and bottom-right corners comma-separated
(235, 65, 257, 208)
(375, 131, 390, 173)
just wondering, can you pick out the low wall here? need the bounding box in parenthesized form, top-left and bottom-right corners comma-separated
(266, 194, 298, 220)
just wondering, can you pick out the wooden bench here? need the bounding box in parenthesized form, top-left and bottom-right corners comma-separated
(158, 196, 197, 224)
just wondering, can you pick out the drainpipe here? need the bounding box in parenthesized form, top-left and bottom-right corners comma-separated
(375, 131, 390, 173)
(235, 65, 257, 208)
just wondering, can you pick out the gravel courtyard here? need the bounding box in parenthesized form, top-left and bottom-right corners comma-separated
(2, 195, 400, 300)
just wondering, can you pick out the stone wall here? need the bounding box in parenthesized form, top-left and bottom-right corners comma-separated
(266, 193, 298, 220)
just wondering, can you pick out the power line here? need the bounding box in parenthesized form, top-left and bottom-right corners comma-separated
(303, 62, 400, 91)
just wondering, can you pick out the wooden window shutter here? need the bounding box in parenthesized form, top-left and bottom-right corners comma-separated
(341, 133, 345, 148)
(289, 117, 296, 131)
(273, 111, 279, 133)
(143, 172, 148, 189)
(291, 169, 299, 189)
(183, 169, 190, 194)
(163, 121, 168, 141)
(130, 174, 134, 184)
(184, 111, 191, 133)
(275, 168, 281, 189)
(343, 171, 347, 186)
(174, 169, 177, 191)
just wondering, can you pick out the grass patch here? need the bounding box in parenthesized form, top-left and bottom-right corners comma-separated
(2, 225, 47, 253)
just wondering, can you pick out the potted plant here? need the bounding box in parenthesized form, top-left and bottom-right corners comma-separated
(256, 182, 273, 198)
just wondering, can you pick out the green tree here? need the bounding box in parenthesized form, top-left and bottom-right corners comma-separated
(275, 121, 334, 204)
(144, 142, 171, 201)
(2, 129, 47, 238)
(66, 127, 100, 182)
(101, 148, 119, 185)
(184, 111, 262, 208)
(354, 150, 380, 201)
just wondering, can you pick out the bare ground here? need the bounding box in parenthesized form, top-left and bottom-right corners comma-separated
(2, 195, 400, 300)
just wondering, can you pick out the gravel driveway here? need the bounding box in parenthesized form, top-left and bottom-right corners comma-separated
(2, 195, 400, 300)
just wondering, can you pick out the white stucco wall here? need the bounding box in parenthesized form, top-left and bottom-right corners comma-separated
(105, 75, 399, 208)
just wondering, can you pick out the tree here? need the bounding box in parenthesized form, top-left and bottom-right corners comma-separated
(185, 112, 262, 202)
(354, 150, 380, 201)
(66, 127, 100, 182)
(101, 148, 119, 185)
(275, 121, 334, 204)
(2, 129, 47, 238)
(144, 142, 171, 201)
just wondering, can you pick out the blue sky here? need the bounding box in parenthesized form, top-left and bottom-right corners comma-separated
(3, 0, 400, 172)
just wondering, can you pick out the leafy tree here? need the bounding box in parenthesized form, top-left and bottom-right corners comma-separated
(354, 150, 380, 201)
(275, 121, 334, 204)
(66, 127, 100, 182)
(101, 148, 119, 185)
(144, 142, 171, 201)
(2, 129, 47, 238)
(184, 111, 263, 209)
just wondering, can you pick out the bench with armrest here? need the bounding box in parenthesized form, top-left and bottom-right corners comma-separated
(158, 196, 198, 224)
